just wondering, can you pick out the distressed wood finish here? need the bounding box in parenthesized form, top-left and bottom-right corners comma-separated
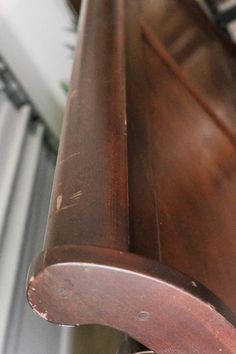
(28, 0, 236, 352)
(28, 246, 236, 353)
(43, 0, 128, 252)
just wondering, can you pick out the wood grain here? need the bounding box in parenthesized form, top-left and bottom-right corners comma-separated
(27, 1, 236, 352)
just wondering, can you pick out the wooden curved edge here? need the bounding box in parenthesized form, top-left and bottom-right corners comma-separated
(27, 245, 236, 353)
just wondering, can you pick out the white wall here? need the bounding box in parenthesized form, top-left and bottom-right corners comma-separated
(0, 0, 76, 138)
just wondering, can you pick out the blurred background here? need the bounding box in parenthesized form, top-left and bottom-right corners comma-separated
(0, 0, 236, 353)
(0, 1, 75, 353)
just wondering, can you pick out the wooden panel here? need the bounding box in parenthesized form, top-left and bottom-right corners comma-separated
(143, 37, 236, 311)
(125, 0, 161, 260)
(141, 0, 236, 135)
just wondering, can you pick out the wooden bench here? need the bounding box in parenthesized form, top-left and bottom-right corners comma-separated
(27, 1, 236, 352)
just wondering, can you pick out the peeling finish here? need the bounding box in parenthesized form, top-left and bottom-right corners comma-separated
(207, 302, 216, 311)
(26, 246, 236, 352)
(29, 276, 35, 283)
(26, 0, 236, 352)
(33, 307, 49, 321)
(56, 194, 63, 211)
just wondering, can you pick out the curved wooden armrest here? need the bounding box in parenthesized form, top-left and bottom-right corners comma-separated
(27, 0, 236, 352)
(28, 245, 236, 353)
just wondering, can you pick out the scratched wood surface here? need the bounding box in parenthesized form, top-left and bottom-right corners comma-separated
(27, 1, 236, 352)
(43, 0, 129, 252)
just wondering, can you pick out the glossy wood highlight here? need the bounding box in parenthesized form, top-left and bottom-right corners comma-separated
(27, 0, 236, 352)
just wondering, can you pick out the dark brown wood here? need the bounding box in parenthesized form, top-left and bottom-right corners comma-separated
(27, 0, 236, 352)
(141, 21, 236, 148)
(138, 0, 236, 314)
(141, 0, 236, 136)
(28, 246, 236, 353)
(43, 0, 128, 252)
(125, 0, 161, 261)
